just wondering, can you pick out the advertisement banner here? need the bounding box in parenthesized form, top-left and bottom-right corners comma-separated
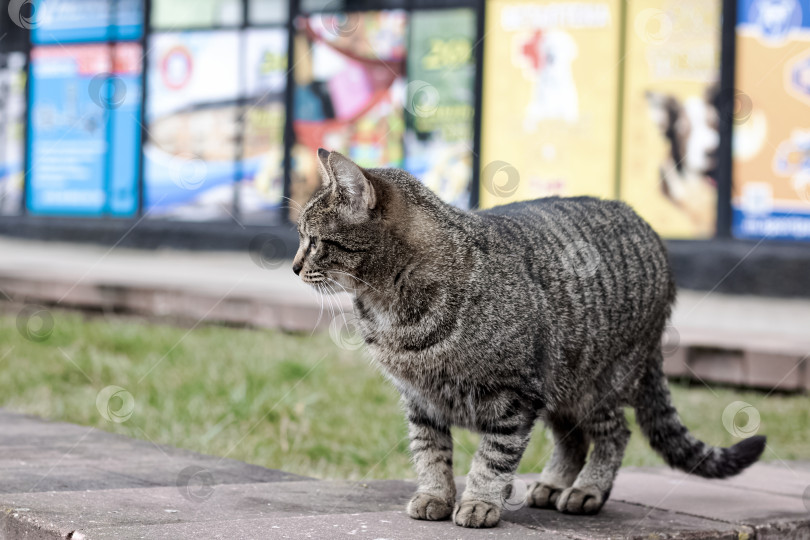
(32, 0, 143, 44)
(733, 0, 810, 240)
(290, 11, 408, 215)
(144, 31, 240, 220)
(620, 0, 722, 239)
(28, 44, 142, 216)
(479, 0, 621, 209)
(0, 52, 27, 216)
(405, 9, 476, 210)
(28, 44, 95, 214)
(240, 28, 288, 223)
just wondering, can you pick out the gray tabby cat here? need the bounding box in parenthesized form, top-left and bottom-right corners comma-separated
(292, 149, 766, 529)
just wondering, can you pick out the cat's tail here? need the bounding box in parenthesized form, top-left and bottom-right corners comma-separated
(634, 358, 766, 479)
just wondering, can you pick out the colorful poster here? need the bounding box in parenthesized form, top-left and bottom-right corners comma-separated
(0, 52, 27, 216)
(479, 0, 621, 209)
(144, 31, 240, 220)
(290, 11, 408, 216)
(733, 0, 810, 240)
(239, 28, 288, 223)
(405, 9, 476, 210)
(27, 44, 141, 216)
(620, 0, 722, 239)
(32, 0, 143, 43)
(151, 0, 243, 29)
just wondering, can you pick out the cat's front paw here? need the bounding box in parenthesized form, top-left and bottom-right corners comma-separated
(526, 481, 566, 508)
(453, 500, 501, 528)
(407, 492, 453, 521)
(555, 485, 605, 515)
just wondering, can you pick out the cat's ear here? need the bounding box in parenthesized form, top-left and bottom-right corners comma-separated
(327, 151, 376, 217)
(316, 147, 332, 186)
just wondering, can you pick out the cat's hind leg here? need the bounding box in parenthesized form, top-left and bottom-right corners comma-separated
(556, 406, 629, 514)
(527, 414, 588, 509)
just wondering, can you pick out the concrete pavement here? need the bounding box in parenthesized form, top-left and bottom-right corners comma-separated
(2, 409, 810, 539)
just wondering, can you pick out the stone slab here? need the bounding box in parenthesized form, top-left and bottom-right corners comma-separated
(506, 501, 747, 540)
(0, 480, 414, 530)
(625, 462, 810, 501)
(50, 511, 558, 540)
(74, 506, 755, 540)
(745, 351, 806, 391)
(2, 405, 810, 539)
(0, 411, 308, 494)
(2, 484, 751, 540)
(611, 468, 810, 528)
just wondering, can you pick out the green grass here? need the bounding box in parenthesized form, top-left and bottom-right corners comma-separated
(1, 308, 807, 480)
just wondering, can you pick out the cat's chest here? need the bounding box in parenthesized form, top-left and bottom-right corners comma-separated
(352, 290, 460, 354)
(385, 368, 481, 428)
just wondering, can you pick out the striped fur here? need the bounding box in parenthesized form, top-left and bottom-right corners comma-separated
(293, 151, 766, 528)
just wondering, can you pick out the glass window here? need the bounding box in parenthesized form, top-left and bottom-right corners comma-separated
(240, 28, 289, 222)
(151, 0, 243, 29)
(249, 0, 289, 25)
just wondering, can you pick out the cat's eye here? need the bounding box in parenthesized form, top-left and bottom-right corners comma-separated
(308, 237, 317, 251)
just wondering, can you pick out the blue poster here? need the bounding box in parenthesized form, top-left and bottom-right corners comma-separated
(32, 0, 143, 44)
(27, 44, 141, 217)
(108, 44, 143, 216)
(737, 0, 809, 32)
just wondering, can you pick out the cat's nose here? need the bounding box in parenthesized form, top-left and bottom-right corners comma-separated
(292, 262, 303, 275)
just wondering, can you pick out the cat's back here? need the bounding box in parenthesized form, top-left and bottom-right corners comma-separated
(475, 196, 675, 321)
(477, 196, 631, 228)
(477, 196, 650, 244)
(476, 196, 664, 262)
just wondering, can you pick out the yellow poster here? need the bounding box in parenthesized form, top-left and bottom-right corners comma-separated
(480, 0, 621, 209)
(732, 0, 810, 241)
(619, 0, 722, 239)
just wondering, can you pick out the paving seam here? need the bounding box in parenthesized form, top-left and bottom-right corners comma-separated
(613, 497, 770, 531)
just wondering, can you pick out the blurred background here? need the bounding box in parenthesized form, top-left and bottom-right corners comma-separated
(0, 0, 808, 482)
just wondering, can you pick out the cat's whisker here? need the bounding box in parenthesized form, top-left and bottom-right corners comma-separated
(330, 291, 345, 327)
(319, 282, 331, 326)
(310, 282, 326, 336)
(326, 280, 355, 328)
(325, 276, 355, 299)
(280, 195, 303, 212)
(324, 280, 351, 329)
(322, 282, 337, 323)
(327, 270, 381, 294)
